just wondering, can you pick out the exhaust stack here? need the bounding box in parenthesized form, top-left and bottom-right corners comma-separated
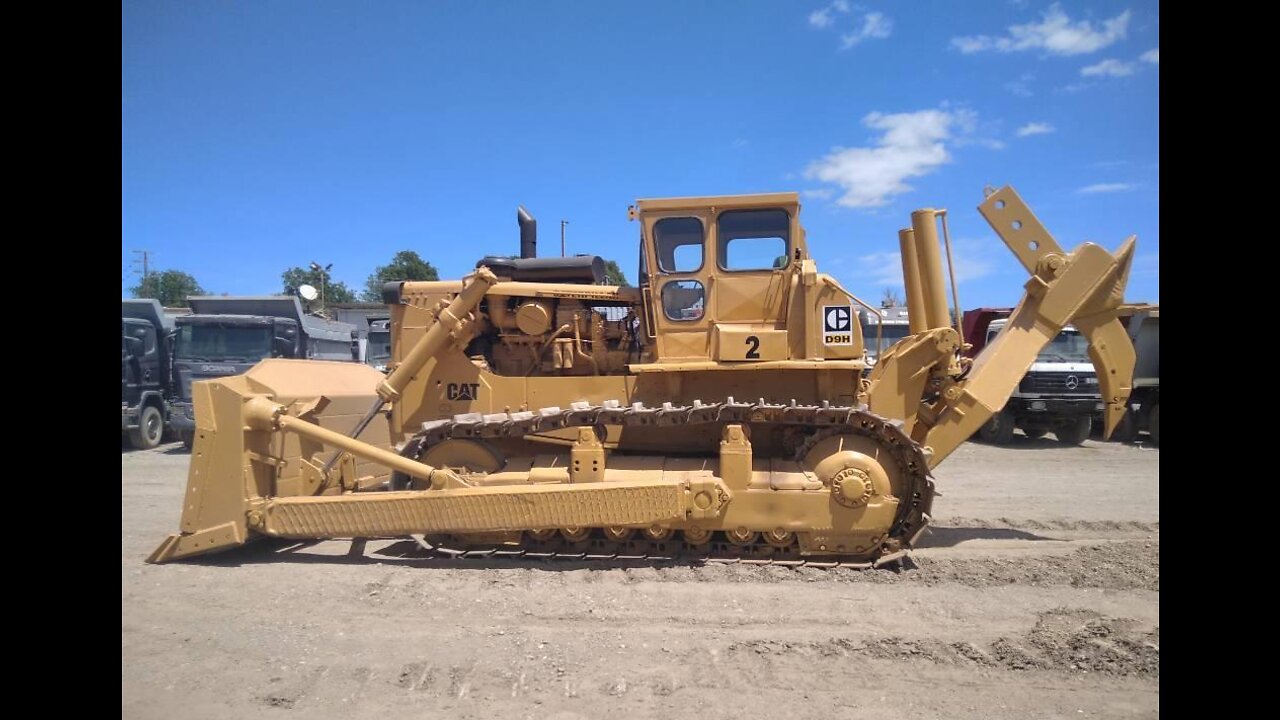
(518, 205, 537, 259)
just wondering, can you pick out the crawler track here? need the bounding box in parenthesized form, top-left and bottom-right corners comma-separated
(392, 398, 936, 567)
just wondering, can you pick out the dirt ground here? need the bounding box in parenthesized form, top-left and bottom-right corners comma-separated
(122, 436, 1159, 719)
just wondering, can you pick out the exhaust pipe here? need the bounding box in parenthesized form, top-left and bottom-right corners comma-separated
(518, 205, 537, 259)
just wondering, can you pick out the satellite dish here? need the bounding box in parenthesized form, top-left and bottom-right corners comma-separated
(298, 284, 318, 301)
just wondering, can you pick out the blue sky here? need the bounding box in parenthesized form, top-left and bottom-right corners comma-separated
(122, 1, 1159, 307)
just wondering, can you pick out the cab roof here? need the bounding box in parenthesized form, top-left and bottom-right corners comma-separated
(633, 192, 800, 213)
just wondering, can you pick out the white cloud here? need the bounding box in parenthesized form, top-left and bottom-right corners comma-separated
(840, 12, 893, 49)
(802, 188, 835, 200)
(1140, 48, 1160, 64)
(808, 0, 850, 29)
(1077, 183, 1135, 194)
(809, 2, 890, 50)
(804, 108, 979, 209)
(854, 243, 994, 288)
(1016, 122, 1055, 138)
(1005, 72, 1035, 97)
(951, 4, 1130, 56)
(1081, 58, 1136, 77)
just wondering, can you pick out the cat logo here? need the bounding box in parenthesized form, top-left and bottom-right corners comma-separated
(822, 305, 853, 346)
(446, 382, 481, 401)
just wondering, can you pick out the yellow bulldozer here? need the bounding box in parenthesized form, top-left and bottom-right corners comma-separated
(149, 186, 1136, 568)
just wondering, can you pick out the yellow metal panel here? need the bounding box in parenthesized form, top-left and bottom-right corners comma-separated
(635, 192, 800, 213)
(661, 331, 709, 359)
(261, 479, 722, 537)
(712, 270, 787, 322)
(712, 326, 788, 362)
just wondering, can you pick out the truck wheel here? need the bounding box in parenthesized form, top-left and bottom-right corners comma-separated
(128, 405, 164, 450)
(1055, 416, 1091, 446)
(180, 430, 195, 451)
(1022, 427, 1047, 440)
(1111, 410, 1137, 443)
(1148, 404, 1159, 446)
(979, 410, 1015, 445)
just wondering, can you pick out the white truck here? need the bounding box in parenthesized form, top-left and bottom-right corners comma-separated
(963, 308, 1105, 445)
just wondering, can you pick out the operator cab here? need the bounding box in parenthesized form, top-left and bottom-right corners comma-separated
(630, 193, 863, 363)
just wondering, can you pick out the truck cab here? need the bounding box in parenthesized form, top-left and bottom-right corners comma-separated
(169, 296, 359, 448)
(121, 300, 175, 449)
(964, 308, 1104, 445)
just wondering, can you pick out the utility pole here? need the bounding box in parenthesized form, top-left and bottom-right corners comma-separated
(131, 249, 151, 296)
(560, 220, 569, 257)
(310, 261, 333, 310)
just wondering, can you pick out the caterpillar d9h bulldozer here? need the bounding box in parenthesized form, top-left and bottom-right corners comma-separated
(149, 186, 1136, 567)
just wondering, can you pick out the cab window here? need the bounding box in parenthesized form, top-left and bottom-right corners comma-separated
(718, 209, 790, 271)
(654, 217, 704, 273)
(662, 280, 705, 321)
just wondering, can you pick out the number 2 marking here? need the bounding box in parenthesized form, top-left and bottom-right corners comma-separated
(744, 335, 761, 359)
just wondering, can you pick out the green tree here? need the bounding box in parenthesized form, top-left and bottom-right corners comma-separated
(131, 269, 206, 308)
(602, 259, 630, 287)
(362, 250, 439, 301)
(282, 266, 356, 305)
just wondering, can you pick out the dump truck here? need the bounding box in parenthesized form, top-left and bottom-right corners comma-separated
(121, 299, 176, 449)
(962, 309, 1104, 445)
(1112, 303, 1159, 445)
(149, 186, 1137, 567)
(365, 318, 392, 371)
(168, 296, 359, 449)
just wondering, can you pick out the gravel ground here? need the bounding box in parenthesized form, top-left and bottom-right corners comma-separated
(122, 435, 1159, 719)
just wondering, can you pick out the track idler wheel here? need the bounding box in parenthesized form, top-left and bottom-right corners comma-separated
(643, 526, 674, 542)
(683, 527, 712, 546)
(603, 527, 634, 542)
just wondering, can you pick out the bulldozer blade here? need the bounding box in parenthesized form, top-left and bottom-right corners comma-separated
(149, 360, 395, 563)
(148, 359, 732, 563)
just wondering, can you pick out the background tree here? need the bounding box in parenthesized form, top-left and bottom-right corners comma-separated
(881, 287, 903, 308)
(131, 269, 206, 308)
(362, 250, 439, 301)
(603, 259, 630, 287)
(282, 266, 356, 305)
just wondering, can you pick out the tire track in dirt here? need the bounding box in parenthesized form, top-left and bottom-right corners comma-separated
(357, 540, 1159, 591)
(727, 608, 1158, 677)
